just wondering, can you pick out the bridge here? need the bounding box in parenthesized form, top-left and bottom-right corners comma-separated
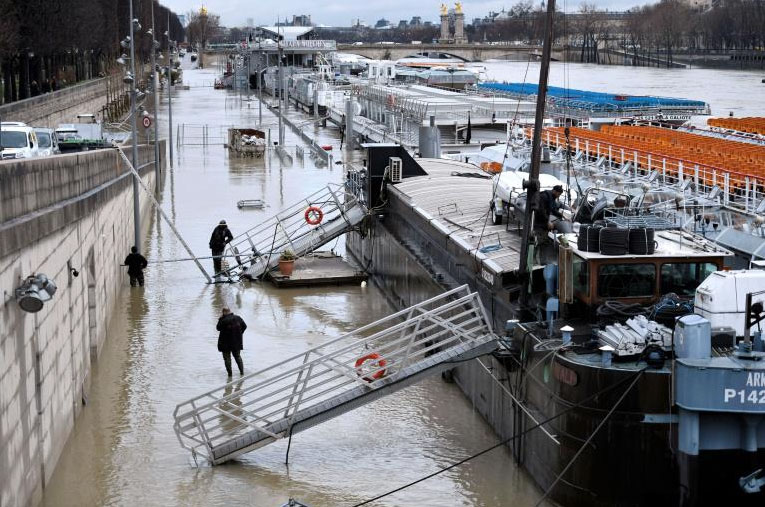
(337, 42, 568, 62)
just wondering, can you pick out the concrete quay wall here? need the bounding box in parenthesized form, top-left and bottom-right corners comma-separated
(347, 220, 531, 491)
(0, 145, 163, 507)
(0, 79, 108, 127)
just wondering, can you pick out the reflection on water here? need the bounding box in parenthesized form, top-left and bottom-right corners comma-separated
(41, 62, 547, 506)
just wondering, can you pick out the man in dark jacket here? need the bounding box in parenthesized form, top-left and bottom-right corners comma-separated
(217, 307, 247, 377)
(209, 220, 234, 275)
(124, 246, 148, 286)
(535, 185, 565, 232)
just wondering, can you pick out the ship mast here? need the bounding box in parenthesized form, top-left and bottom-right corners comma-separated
(518, 0, 557, 306)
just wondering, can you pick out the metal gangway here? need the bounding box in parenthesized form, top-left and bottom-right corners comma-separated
(221, 183, 366, 280)
(173, 285, 498, 465)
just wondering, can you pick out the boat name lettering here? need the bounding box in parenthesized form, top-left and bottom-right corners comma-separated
(746, 372, 765, 387)
(723, 388, 765, 404)
(481, 269, 494, 285)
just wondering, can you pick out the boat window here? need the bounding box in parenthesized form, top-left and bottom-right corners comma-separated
(573, 254, 589, 296)
(598, 263, 655, 298)
(660, 263, 717, 296)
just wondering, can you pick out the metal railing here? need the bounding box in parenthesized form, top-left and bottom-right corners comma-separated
(222, 183, 362, 279)
(539, 129, 765, 215)
(173, 285, 495, 463)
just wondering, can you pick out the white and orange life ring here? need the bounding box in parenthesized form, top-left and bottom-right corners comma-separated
(304, 206, 324, 226)
(355, 353, 387, 382)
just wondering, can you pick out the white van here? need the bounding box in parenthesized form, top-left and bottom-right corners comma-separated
(34, 128, 60, 157)
(1, 122, 40, 160)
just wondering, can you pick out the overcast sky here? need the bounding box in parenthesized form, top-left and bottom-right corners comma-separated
(163, 0, 645, 27)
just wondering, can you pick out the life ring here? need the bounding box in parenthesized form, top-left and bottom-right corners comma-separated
(355, 353, 387, 382)
(305, 206, 323, 225)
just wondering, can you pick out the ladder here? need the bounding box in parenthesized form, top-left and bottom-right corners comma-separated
(173, 285, 498, 464)
(220, 183, 365, 280)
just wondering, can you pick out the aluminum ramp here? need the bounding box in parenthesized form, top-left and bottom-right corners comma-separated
(220, 183, 365, 280)
(173, 285, 498, 464)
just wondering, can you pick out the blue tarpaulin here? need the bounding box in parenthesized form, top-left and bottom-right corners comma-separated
(478, 82, 707, 112)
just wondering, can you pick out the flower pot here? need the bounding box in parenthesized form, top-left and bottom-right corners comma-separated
(278, 259, 295, 276)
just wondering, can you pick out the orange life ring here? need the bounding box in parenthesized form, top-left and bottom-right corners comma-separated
(304, 206, 323, 225)
(355, 353, 387, 382)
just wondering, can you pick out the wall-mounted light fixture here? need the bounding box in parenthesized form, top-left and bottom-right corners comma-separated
(15, 274, 57, 313)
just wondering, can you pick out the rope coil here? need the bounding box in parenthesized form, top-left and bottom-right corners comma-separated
(599, 227, 629, 256)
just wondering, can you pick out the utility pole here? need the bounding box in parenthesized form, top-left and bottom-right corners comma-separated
(518, 0, 556, 307)
(129, 1, 141, 254)
(166, 14, 174, 168)
(150, 1, 160, 194)
(277, 39, 284, 146)
(258, 44, 263, 125)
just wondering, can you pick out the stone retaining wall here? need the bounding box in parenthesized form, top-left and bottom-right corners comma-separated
(0, 145, 163, 507)
(0, 79, 108, 127)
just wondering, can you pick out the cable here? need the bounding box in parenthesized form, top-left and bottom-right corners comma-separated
(470, 54, 534, 272)
(533, 369, 646, 507)
(596, 300, 649, 320)
(351, 367, 647, 507)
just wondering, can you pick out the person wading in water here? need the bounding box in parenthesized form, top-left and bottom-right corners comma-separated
(124, 246, 148, 287)
(216, 307, 247, 377)
(209, 220, 233, 275)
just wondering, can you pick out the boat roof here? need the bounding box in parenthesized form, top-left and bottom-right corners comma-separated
(258, 26, 313, 40)
(565, 229, 733, 260)
(392, 158, 524, 275)
(479, 82, 708, 112)
(391, 158, 731, 276)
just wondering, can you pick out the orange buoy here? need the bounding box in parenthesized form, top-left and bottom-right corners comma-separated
(354, 353, 387, 382)
(304, 206, 324, 226)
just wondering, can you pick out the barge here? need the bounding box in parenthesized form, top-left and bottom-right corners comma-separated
(346, 144, 765, 506)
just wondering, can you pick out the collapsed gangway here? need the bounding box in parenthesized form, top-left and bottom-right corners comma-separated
(221, 182, 366, 280)
(173, 285, 498, 465)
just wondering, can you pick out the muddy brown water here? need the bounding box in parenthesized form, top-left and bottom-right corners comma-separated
(41, 60, 545, 507)
(43, 56, 764, 507)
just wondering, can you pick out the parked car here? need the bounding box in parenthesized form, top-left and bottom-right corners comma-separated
(0, 122, 40, 159)
(34, 127, 61, 157)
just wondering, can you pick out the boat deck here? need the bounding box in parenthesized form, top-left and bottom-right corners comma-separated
(391, 158, 524, 275)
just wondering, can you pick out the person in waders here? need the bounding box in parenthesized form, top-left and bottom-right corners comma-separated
(124, 246, 148, 287)
(209, 220, 233, 275)
(216, 307, 247, 377)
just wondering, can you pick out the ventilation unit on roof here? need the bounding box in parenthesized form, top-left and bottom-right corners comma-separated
(389, 157, 402, 183)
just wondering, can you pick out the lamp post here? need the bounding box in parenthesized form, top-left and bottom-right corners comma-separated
(148, 2, 161, 192)
(146, 31, 160, 194)
(258, 39, 263, 126)
(165, 29, 174, 169)
(127, 6, 141, 254)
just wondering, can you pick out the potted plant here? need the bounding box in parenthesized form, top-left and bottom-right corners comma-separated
(278, 249, 297, 276)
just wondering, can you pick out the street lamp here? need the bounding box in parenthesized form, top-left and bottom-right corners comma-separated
(123, 7, 142, 254)
(164, 22, 174, 168)
(146, 4, 161, 194)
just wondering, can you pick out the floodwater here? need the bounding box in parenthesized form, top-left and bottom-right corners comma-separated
(484, 60, 765, 120)
(41, 58, 764, 507)
(40, 57, 543, 507)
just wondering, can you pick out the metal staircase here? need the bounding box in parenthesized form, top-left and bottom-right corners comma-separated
(220, 183, 365, 280)
(173, 285, 498, 465)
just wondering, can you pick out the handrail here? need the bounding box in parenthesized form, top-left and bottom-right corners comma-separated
(220, 183, 361, 278)
(173, 285, 496, 462)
